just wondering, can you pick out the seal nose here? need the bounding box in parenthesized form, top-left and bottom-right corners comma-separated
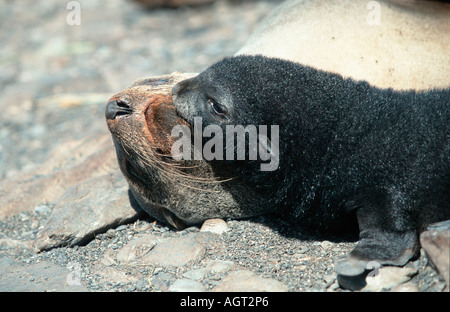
(105, 99, 132, 120)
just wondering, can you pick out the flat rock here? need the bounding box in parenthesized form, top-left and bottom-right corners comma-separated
(390, 282, 420, 292)
(94, 265, 139, 284)
(168, 278, 207, 292)
(362, 267, 418, 292)
(205, 259, 234, 273)
(181, 260, 234, 282)
(212, 270, 288, 292)
(150, 272, 177, 292)
(0, 131, 116, 219)
(182, 268, 208, 281)
(140, 233, 206, 267)
(1, 127, 143, 252)
(34, 171, 141, 251)
(0, 257, 88, 292)
(0, 238, 34, 251)
(116, 234, 159, 264)
(420, 221, 450, 288)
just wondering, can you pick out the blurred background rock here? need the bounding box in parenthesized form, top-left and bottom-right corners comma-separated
(0, 0, 277, 179)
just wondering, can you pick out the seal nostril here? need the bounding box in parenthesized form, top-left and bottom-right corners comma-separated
(105, 99, 132, 120)
(116, 100, 130, 109)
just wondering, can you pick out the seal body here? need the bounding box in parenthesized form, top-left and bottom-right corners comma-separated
(172, 55, 450, 271)
(237, 0, 450, 91)
(106, 0, 450, 278)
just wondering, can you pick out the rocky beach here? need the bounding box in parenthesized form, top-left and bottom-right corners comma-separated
(0, 0, 448, 294)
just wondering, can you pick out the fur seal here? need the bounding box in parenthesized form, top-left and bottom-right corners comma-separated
(236, 0, 450, 91)
(171, 54, 450, 276)
(106, 0, 450, 280)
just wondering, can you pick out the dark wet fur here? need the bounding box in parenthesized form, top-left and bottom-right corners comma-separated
(173, 55, 450, 265)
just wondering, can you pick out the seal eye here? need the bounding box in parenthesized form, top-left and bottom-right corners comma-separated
(208, 98, 228, 118)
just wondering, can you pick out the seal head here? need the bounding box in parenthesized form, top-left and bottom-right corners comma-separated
(106, 74, 276, 229)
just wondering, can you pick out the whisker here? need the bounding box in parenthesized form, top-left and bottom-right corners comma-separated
(117, 138, 237, 189)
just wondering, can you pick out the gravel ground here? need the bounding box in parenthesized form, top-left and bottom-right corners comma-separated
(0, 0, 447, 293)
(0, 0, 276, 179)
(0, 207, 446, 292)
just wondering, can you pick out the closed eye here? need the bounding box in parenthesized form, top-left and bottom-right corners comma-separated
(208, 98, 228, 118)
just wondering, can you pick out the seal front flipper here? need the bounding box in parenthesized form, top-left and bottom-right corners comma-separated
(335, 230, 419, 274)
(335, 229, 419, 290)
(334, 190, 420, 289)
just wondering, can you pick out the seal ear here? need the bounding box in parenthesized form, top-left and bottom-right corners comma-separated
(172, 79, 190, 97)
(172, 76, 201, 98)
